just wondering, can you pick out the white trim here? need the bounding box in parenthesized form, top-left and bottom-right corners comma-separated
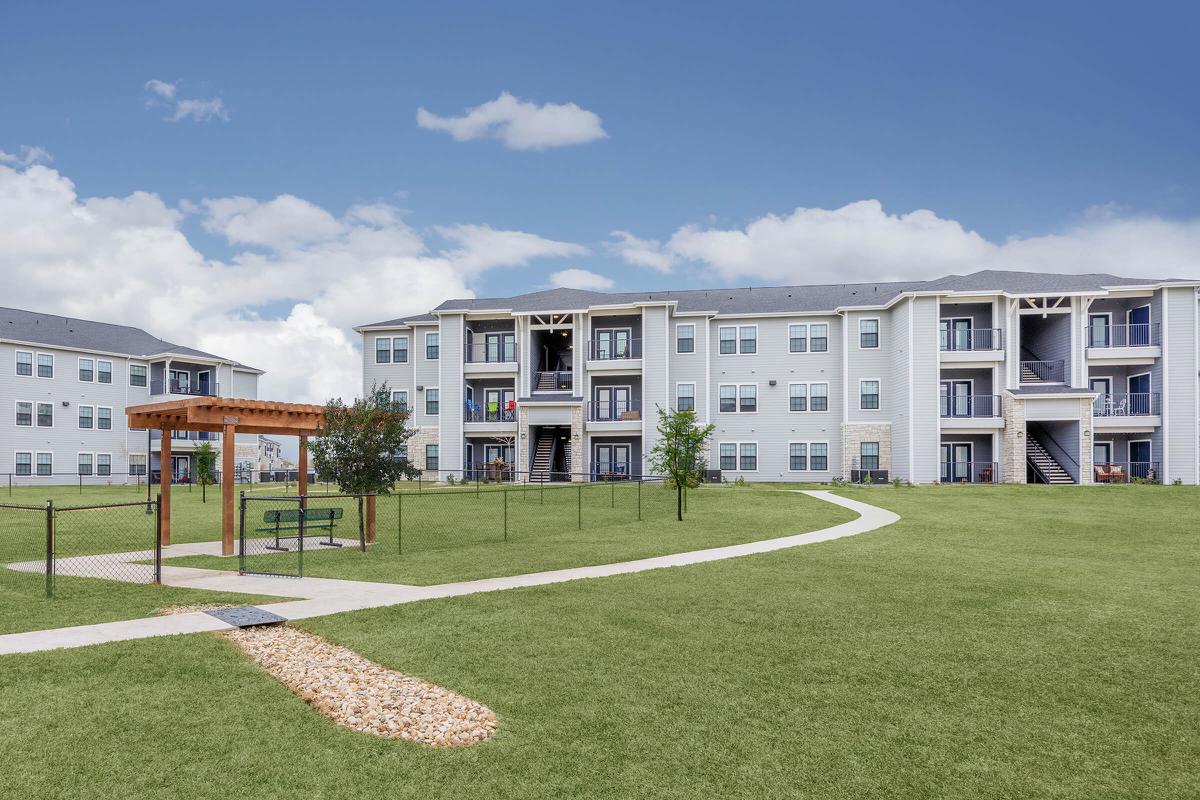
(1126, 370, 1151, 396)
(13, 349, 33, 377)
(857, 317, 881, 349)
(909, 298, 916, 481)
(76, 451, 94, 476)
(34, 400, 53, 428)
(703, 316, 711, 424)
(1128, 438, 1152, 468)
(592, 441, 634, 477)
(424, 331, 440, 361)
(96, 359, 113, 385)
(34, 451, 53, 477)
(809, 321, 830, 353)
(787, 322, 809, 354)
(1161, 290, 1170, 481)
(12, 450, 33, 477)
(77, 404, 95, 430)
(374, 335, 393, 364)
(1126, 303, 1151, 327)
(737, 441, 759, 472)
(859, 378, 882, 412)
(35, 351, 54, 380)
(77, 356, 95, 383)
(424, 386, 440, 417)
(787, 381, 830, 414)
(716, 325, 737, 355)
(1092, 439, 1114, 465)
(1086, 311, 1112, 348)
(787, 440, 831, 472)
(128, 363, 148, 388)
(674, 381, 696, 413)
(14, 399, 32, 427)
(716, 382, 758, 414)
(97, 405, 114, 431)
(674, 322, 696, 355)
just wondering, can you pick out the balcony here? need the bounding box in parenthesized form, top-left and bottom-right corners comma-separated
(939, 461, 999, 484)
(533, 371, 573, 393)
(464, 340, 517, 364)
(151, 379, 219, 397)
(939, 328, 1003, 352)
(1087, 323, 1160, 349)
(1093, 393, 1161, 418)
(1093, 461, 1160, 483)
(587, 398, 642, 422)
(939, 394, 1002, 418)
(1019, 360, 1065, 384)
(464, 401, 517, 424)
(587, 337, 642, 360)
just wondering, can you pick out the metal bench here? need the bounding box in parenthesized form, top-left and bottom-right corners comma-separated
(257, 507, 344, 550)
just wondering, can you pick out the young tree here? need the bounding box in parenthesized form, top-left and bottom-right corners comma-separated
(307, 384, 420, 495)
(194, 441, 217, 503)
(648, 406, 715, 521)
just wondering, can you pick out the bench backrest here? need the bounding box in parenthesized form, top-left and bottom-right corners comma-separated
(263, 507, 344, 523)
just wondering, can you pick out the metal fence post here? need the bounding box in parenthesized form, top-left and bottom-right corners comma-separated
(637, 479, 642, 521)
(153, 496, 162, 584)
(577, 482, 582, 531)
(398, 492, 403, 555)
(297, 502, 305, 578)
(611, 480, 615, 508)
(44, 499, 54, 599)
(503, 489, 508, 542)
(238, 491, 246, 574)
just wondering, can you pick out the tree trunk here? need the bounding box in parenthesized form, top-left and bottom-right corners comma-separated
(677, 483, 682, 521)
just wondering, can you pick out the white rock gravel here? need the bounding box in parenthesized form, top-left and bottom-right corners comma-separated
(223, 625, 498, 747)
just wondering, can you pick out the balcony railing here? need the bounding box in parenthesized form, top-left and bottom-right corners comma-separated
(939, 461, 999, 483)
(587, 398, 643, 422)
(1093, 393, 1161, 417)
(1019, 360, 1066, 383)
(1087, 323, 1161, 348)
(587, 338, 642, 360)
(939, 394, 1002, 418)
(463, 402, 517, 423)
(1093, 462, 1160, 483)
(150, 379, 219, 397)
(534, 371, 573, 392)
(939, 328, 1003, 352)
(464, 461, 517, 482)
(464, 339, 517, 364)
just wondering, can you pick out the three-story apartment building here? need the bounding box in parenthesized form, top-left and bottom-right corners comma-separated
(356, 270, 1200, 485)
(1, 307, 262, 485)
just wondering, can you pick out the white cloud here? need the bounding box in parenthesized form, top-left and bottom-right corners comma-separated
(549, 268, 614, 291)
(144, 79, 230, 122)
(0, 144, 52, 166)
(620, 199, 1200, 284)
(0, 162, 584, 404)
(436, 223, 588, 274)
(607, 230, 678, 273)
(416, 91, 607, 150)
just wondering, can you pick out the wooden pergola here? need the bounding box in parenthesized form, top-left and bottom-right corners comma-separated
(126, 397, 326, 556)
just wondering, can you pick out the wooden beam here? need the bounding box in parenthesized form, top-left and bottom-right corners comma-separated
(160, 428, 172, 547)
(298, 435, 309, 497)
(222, 423, 236, 556)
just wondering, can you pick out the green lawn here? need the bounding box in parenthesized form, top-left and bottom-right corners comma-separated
(165, 485, 854, 585)
(1, 484, 1196, 798)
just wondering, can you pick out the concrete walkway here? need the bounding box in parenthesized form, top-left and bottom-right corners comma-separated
(0, 490, 898, 656)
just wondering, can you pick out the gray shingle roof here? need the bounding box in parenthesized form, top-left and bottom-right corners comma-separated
(0, 307, 261, 371)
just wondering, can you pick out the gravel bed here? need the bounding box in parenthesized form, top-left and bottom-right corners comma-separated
(223, 625, 498, 747)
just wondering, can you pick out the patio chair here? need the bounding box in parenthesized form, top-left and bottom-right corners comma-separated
(1112, 397, 1127, 417)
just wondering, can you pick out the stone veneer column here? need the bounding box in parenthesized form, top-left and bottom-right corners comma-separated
(517, 407, 530, 476)
(408, 426, 441, 477)
(570, 404, 585, 482)
(1001, 394, 1026, 484)
(839, 423, 892, 480)
(1078, 396, 1094, 484)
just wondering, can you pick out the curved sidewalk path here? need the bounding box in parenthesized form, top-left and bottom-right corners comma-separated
(0, 490, 899, 656)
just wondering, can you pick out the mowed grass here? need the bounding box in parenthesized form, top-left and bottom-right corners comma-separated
(167, 485, 854, 585)
(1, 484, 1196, 798)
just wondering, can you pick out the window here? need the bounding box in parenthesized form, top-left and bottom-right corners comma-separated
(860, 380, 881, 410)
(860, 442, 880, 471)
(425, 332, 440, 360)
(676, 324, 695, 354)
(391, 390, 408, 411)
(425, 388, 440, 415)
(129, 364, 147, 387)
(393, 445, 409, 464)
(811, 383, 829, 412)
(97, 453, 112, 477)
(739, 443, 757, 471)
(676, 383, 695, 412)
(15, 452, 32, 476)
(739, 326, 757, 354)
(78, 453, 93, 476)
(79, 358, 94, 382)
(789, 443, 808, 471)
(375, 337, 391, 363)
(36, 452, 52, 476)
(98, 360, 112, 384)
(78, 405, 94, 429)
(15, 351, 32, 376)
(789, 324, 807, 353)
(393, 337, 409, 363)
(789, 383, 807, 412)
(719, 443, 737, 471)
(811, 443, 829, 471)
(36, 402, 52, 427)
(37, 353, 53, 378)
(739, 384, 757, 413)
(425, 444, 439, 471)
(719, 384, 737, 413)
(129, 454, 147, 476)
(718, 326, 737, 354)
(97, 407, 112, 430)
(810, 323, 829, 352)
(15, 401, 32, 427)
(859, 318, 880, 349)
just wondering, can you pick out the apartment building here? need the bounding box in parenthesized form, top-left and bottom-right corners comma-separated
(355, 270, 1200, 485)
(1, 307, 262, 485)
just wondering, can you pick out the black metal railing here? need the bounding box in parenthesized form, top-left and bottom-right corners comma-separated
(587, 398, 643, 421)
(463, 402, 517, 423)
(534, 371, 573, 392)
(1020, 359, 1066, 383)
(939, 394, 1002, 418)
(1093, 462, 1160, 483)
(939, 328, 1003, 352)
(150, 379, 219, 396)
(1087, 323, 1160, 348)
(464, 339, 517, 364)
(939, 461, 999, 484)
(587, 337, 643, 360)
(1093, 393, 1161, 417)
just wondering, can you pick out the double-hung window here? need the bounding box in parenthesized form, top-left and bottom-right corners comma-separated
(36, 452, 52, 476)
(860, 380, 881, 410)
(676, 324, 695, 354)
(789, 383, 807, 412)
(719, 384, 757, 413)
(425, 444, 439, 471)
(129, 454, 147, 476)
(859, 319, 880, 348)
(79, 358, 94, 382)
(718, 326, 737, 355)
(718, 384, 737, 413)
(811, 443, 829, 471)
(860, 442, 880, 470)
(15, 401, 32, 426)
(375, 337, 391, 363)
(676, 383, 695, 412)
(789, 443, 808, 471)
(719, 443, 737, 471)
(78, 453, 93, 476)
(425, 332, 440, 360)
(739, 326, 757, 354)
(811, 383, 829, 412)
(393, 337, 409, 363)
(15, 452, 32, 476)
(97, 407, 112, 430)
(78, 405, 93, 429)
(392, 391, 408, 411)
(15, 351, 32, 376)
(98, 360, 112, 384)
(789, 324, 807, 353)
(37, 353, 53, 378)
(425, 388, 440, 415)
(739, 443, 758, 471)
(810, 324, 829, 352)
(129, 364, 147, 387)
(36, 402, 53, 427)
(97, 453, 112, 477)
(739, 385, 757, 413)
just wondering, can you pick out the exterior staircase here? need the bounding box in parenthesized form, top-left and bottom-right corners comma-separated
(530, 432, 555, 481)
(536, 372, 559, 391)
(1026, 435, 1074, 484)
(1020, 362, 1043, 383)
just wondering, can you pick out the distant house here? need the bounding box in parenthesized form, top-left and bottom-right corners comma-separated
(0, 307, 262, 485)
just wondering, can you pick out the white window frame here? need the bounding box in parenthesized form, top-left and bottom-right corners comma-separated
(96, 452, 112, 477)
(97, 359, 113, 384)
(788, 382, 808, 413)
(859, 441, 882, 470)
(14, 400, 33, 427)
(1128, 438, 1152, 463)
(375, 336, 392, 364)
(787, 382, 830, 414)
(675, 323, 696, 354)
(14, 451, 33, 477)
(35, 401, 53, 428)
(35, 451, 53, 477)
(737, 324, 758, 355)
(788, 441, 808, 472)
(77, 451, 94, 476)
(78, 404, 95, 430)
(859, 378, 882, 411)
(393, 335, 409, 363)
(425, 331, 440, 360)
(717, 442, 738, 471)
(788, 323, 808, 354)
(78, 356, 95, 382)
(129, 453, 148, 476)
(14, 349, 33, 377)
(858, 317, 880, 349)
(738, 383, 758, 414)
(717, 325, 738, 356)
(424, 386, 440, 416)
(129, 363, 148, 388)
(675, 382, 696, 412)
(809, 323, 830, 353)
(738, 441, 759, 472)
(97, 405, 113, 431)
(717, 383, 738, 414)
(36, 352, 54, 380)
(810, 441, 830, 471)
(391, 390, 409, 410)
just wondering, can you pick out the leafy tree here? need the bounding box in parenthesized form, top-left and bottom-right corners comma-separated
(307, 383, 419, 494)
(195, 441, 217, 503)
(648, 406, 715, 521)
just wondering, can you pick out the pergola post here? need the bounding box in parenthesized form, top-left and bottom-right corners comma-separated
(298, 435, 309, 497)
(222, 420, 236, 556)
(160, 427, 172, 546)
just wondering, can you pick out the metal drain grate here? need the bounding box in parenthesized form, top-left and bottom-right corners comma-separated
(205, 606, 287, 628)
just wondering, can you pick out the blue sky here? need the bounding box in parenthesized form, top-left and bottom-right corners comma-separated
(1, 0, 1197, 400)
